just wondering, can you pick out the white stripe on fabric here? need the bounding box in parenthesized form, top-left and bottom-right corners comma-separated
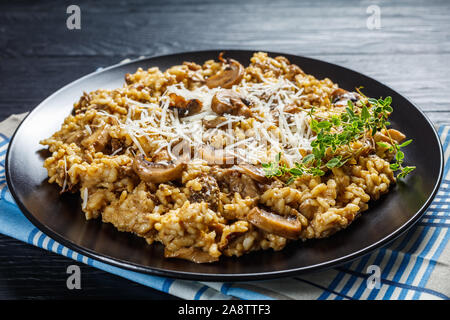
(51, 241, 59, 252)
(380, 228, 433, 300)
(412, 229, 446, 287)
(384, 224, 442, 299)
(32, 231, 43, 246)
(42, 236, 50, 249)
(331, 273, 353, 299)
(168, 280, 204, 300)
(358, 226, 423, 299)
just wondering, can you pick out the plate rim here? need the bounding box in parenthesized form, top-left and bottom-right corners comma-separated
(5, 49, 444, 281)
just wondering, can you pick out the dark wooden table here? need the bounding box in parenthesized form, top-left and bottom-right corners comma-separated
(0, 0, 449, 299)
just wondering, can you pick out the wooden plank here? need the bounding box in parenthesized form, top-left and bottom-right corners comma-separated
(1, 0, 449, 58)
(0, 235, 178, 299)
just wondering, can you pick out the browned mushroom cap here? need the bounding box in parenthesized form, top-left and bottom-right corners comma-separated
(331, 88, 360, 104)
(237, 164, 269, 183)
(198, 146, 236, 165)
(206, 59, 244, 89)
(247, 207, 302, 240)
(168, 93, 202, 117)
(165, 247, 218, 263)
(211, 89, 252, 117)
(132, 154, 186, 184)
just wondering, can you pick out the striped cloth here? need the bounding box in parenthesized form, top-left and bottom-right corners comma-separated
(0, 113, 448, 300)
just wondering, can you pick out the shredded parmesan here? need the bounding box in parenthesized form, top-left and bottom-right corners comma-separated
(98, 77, 314, 164)
(61, 156, 68, 192)
(82, 188, 88, 209)
(85, 124, 92, 135)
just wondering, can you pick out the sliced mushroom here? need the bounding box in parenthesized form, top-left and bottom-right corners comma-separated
(165, 247, 218, 263)
(132, 154, 186, 184)
(168, 93, 202, 117)
(211, 89, 252, 117)
(374, 128, 406, 144)
(237, 164, 269, 183)
(198, 146, 236, 165)
(81, 127, 110, 152)
(247, 207, 302, 240)
(206, 56, 244, 89)
(188, 175, 220, 211)
(386, 129, 406, 143)
(331, 88, 360, 105)
(202, 116, 227, 129)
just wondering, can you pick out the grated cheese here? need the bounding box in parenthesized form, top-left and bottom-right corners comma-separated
(99, 77, 315, 165)
(82, 187, 88, 209)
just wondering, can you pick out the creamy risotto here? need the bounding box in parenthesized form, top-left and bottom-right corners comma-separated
(40, 52, 413, 263)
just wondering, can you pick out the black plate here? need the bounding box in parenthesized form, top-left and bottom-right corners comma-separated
(6, 50, 443, 281)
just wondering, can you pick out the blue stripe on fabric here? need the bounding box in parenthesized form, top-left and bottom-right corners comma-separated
(294, 277, 354, 300)
(0, 133, 10, 141)
(397, 227, 444, 299)
(194, 285, 209, 300)
(336, 268, 448, 300)
(382, 226, 432, 299)
(431, 188, 450, 194)
(363, 227, 419, 300)
(334, 254, 373, 300)
(385, 187, 446, 300)
(162, 278, 174, 293)
(66, 249, 73, 258)
(0, 139, 8, 148)
(417, 222, 450, 228)
(224, 287, 273, 300)
(46, 238, 55, 251)
(404, 126, 450, 298)
(36, 233, 46, 248)
(27, 228, 40, 244)
(423, 214, 450, 220)
(317, 269, 346, 300)
(426, 202, 450, 206)
(56, 243, 64, 255)
(221, 283, 232, 295)
(442, 132, 450, 178)
(426, 208, 450, 215)
(412, 228, 450, 299)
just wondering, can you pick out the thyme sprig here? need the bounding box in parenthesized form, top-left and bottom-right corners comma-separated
(262, 93, 415, 183)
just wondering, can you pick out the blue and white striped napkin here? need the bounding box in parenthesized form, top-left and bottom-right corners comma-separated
(0, 114, 448, 300)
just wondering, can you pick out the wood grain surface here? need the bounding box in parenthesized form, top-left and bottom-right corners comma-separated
(0, 0, 448, 299)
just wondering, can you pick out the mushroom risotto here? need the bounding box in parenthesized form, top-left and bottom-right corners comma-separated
(41, 52, 414, 263)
